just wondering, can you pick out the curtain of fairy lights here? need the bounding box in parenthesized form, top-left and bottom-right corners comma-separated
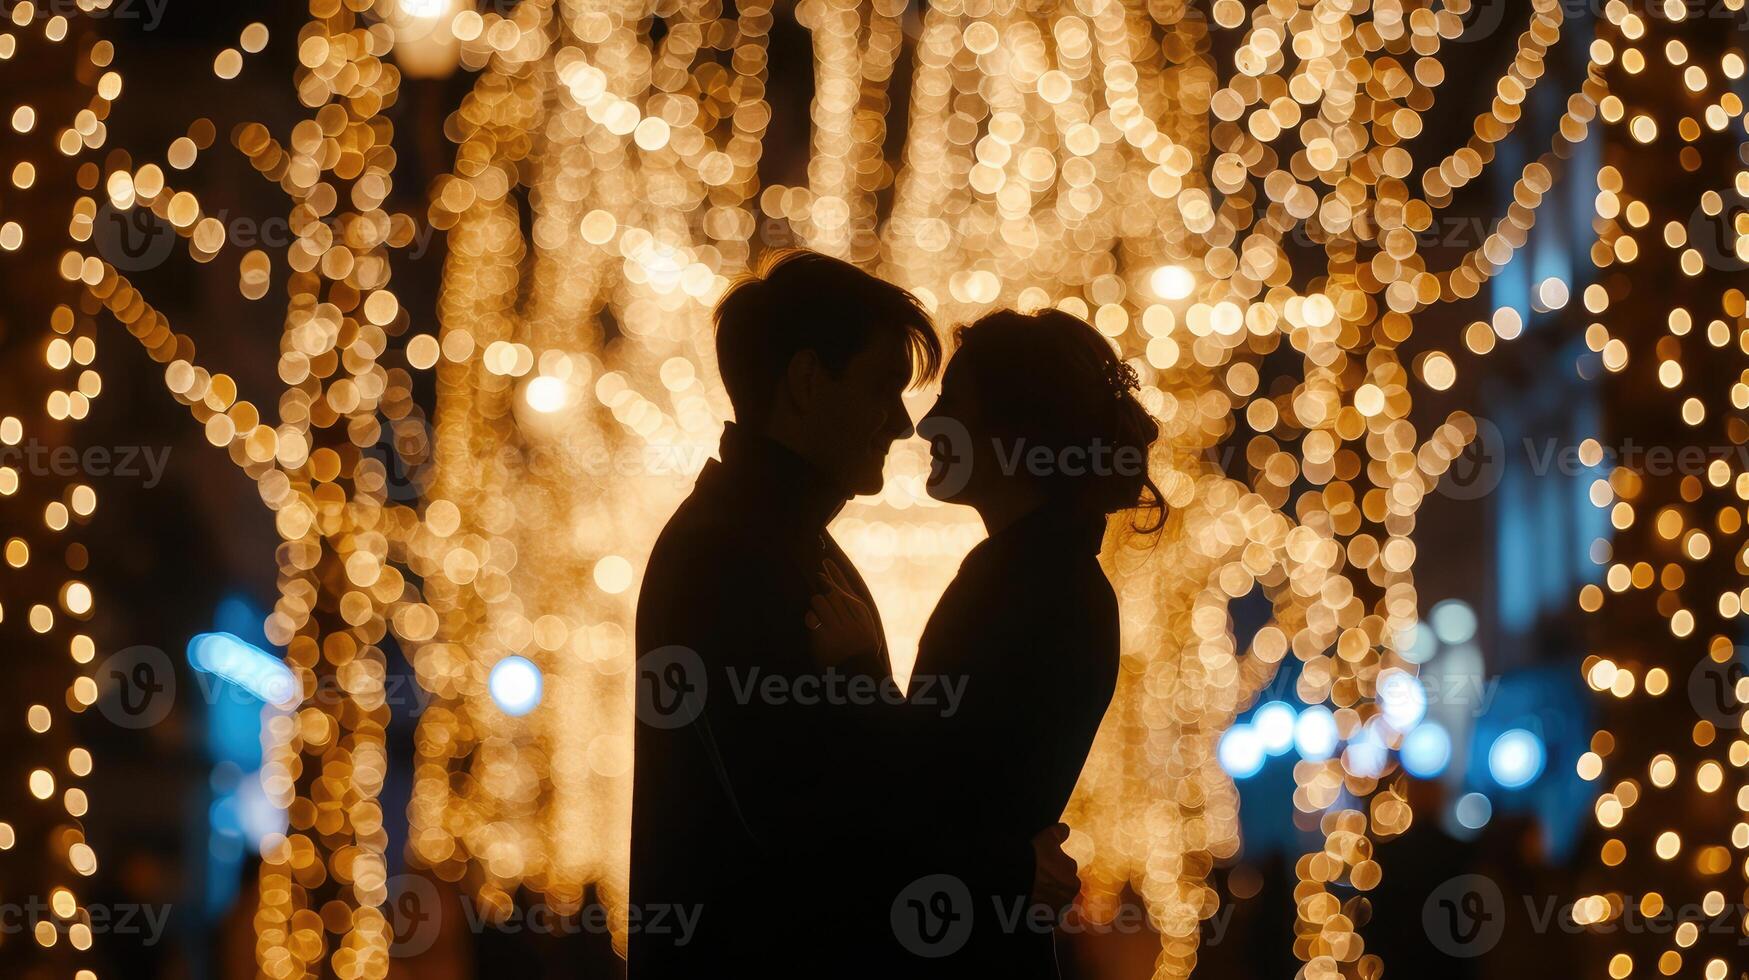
(1571, 2, 1749, 977)
(9, 0, 1733, 978)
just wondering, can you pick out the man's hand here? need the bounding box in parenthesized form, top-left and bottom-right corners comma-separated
(805, 559, 881, 667)
(1029, 822, 1079, 911)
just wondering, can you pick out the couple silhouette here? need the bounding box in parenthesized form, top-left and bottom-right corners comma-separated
(632, 249, 1163, 978)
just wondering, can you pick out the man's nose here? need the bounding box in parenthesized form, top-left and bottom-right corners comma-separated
(889, 402, 917, 441)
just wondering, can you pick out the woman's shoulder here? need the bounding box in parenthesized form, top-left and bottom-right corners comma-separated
(1024, 562, 1120, 694)
(1002, 556, 1119, 636)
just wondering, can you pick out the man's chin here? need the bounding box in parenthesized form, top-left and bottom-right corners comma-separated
(843, 454, 890, 496)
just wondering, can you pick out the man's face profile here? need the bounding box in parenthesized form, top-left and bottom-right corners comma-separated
(804, 330, 916, 496)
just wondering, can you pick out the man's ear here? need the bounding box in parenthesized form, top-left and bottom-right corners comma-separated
(782, 348, 824, 415)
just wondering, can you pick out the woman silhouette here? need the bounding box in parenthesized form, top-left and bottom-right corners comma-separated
(812, 307, 1164, 976)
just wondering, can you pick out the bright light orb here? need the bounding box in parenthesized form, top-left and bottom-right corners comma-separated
(1253, 701, 1297, 756)
(1397, 620, 1438, 663)
(489, 655, 544, 717)
(594, 555, 634, 594)
(188, 632, 298, 707)
(1429, 598, 1478, 645)
(1488, 728, 1545, 789)
(1294, 705, 1339, 761)
(1455, 792, 1494, 830)
(400, 0, 449, 17)
(1219, 724, 1267, 779)
(525, 376, 567, 414)
(1377, 668, 1428, 732)
(1149, 264, 1195, 301)
(1400, 721, 1453, 779)
(1342, 721, 1390, 778)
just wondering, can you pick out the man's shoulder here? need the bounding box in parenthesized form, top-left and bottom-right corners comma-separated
(649, 494, 766, 564)
(642, 492, 794, 603)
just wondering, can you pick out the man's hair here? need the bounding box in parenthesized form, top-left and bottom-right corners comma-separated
(713, 249, 942, 426)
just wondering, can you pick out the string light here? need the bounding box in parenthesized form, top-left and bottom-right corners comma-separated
(0, 6, 107, 974)
(411, 3, 1591, 974)
(55, 5, 407, 975)
(1575, 1, 1749, 974)
(6, 1, 1701, 976)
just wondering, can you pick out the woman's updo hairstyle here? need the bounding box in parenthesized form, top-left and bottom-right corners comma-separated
(951, 308, 1166, 532)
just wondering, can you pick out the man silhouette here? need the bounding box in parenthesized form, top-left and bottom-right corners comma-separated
(631, 250, 1074, 977)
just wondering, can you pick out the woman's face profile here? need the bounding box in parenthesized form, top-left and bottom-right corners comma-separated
(919, 359, 995, 505)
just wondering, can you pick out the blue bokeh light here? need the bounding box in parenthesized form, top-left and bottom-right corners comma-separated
(489, 655, 544, 717)
(1400, 721, 1453, 779)
(1342, 720, 1390, 778)
(1219, 724, 1267, 779)
(1429, 599, 1478, 646)
(188, 632, 298, 707)
(1294, 705, 1339, 762)
(1254, 701, 1297, 756)
(1456, 792, 1494, 830)
(1488, 728, 1546, 789)
(1378, 668, 1428, 732)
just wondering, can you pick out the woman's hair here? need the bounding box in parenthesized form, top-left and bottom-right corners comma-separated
(951, 308, 1166, 532)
